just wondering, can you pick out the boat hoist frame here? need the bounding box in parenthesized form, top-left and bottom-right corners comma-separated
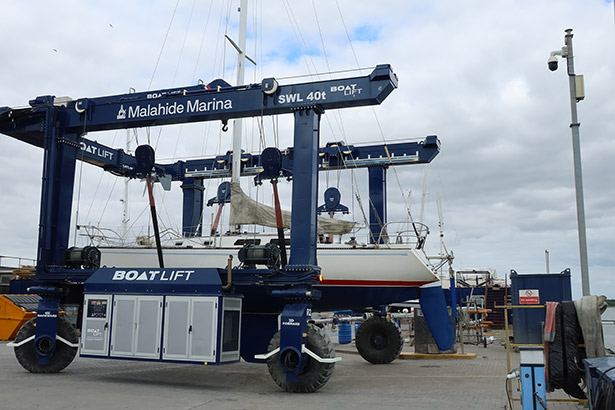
(0, 64, 453, 390)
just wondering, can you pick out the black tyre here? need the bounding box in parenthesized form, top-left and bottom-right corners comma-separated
(266, 324, 336, 393)
(355, 316, 403, 364)
(14, 316, 79, 373)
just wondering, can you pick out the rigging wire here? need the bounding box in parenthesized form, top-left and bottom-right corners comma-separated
(282, 0, 318, 76)
(172, 0, 197, 86)
(311, 1, 333, 191)
(166, 1, 234, 237)
(73, 131, 86, 247)
(160, 0, 197, 156)
(83, 130, 121, 230)
(294, 1, 369, 230)
(198, 1, 230, 236)
(335, 0, 362, 72)
(336, 1, 421, 237)
(96, 177, 119, 228)
(312, 0, 332, 75)
(275, 67, 373, 81)
(191, 0, 216, 83)
(148, 0, 180, 90)
(145, 0, 180, 150)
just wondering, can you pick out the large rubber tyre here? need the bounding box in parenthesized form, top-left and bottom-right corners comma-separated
(14, 316, 79, 373)
(355, 316, 403, 364)
(266, 324, 336, 393)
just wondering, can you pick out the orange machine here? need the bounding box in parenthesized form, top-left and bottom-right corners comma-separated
(0, 295, 39, 340)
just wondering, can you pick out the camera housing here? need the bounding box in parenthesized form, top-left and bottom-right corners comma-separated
(547, 55, 558, 71)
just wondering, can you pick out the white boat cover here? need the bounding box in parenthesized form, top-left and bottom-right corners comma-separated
(229, 182, 356, 235)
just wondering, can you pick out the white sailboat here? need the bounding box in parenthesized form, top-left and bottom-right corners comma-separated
(95, 0, 441, 303)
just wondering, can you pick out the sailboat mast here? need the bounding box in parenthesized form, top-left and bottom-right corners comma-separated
(122, 127, 130, 244)
(231, 0, 248, 183)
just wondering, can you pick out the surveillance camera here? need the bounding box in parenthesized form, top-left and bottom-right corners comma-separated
(547, 55, 558, 71)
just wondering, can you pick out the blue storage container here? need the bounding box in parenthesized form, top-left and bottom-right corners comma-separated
(510, 269, 572, 344)
(334, 310, 353, 344)
(338, 322, 352, 344)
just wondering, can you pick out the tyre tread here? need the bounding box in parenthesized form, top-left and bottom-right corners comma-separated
(14, 316, 78, 373)
(355, 316, 403, 364)
(266, 324, 336, 393)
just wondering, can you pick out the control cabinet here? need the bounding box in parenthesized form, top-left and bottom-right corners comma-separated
(81, 295, 112, 356)
(80, 294, 242, 364)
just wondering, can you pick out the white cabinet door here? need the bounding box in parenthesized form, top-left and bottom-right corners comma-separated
(110, 296, 136, 357)
(163, 297, 191, 360)
(134, 296, 163, 358)
(162, 296, 218, 362)
(189, 298, 217, 361)
(111, 295, 163, 358)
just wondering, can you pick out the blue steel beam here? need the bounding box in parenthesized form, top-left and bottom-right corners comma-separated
(0, 65, 396, 136)
(74, 135, 440, 180)
(0, 108, 439, 180)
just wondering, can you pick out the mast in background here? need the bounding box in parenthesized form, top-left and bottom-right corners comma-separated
(231, 0, 248, 184)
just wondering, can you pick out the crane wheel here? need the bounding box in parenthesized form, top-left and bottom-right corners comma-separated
(355, 316, 403, 364)
(266, 323, 336, 393)
(14, 316, 79, 373)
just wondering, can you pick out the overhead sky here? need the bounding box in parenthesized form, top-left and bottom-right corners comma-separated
(0, 1, 613, 299)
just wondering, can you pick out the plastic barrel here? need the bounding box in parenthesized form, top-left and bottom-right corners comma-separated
(338, 322, 351, 344)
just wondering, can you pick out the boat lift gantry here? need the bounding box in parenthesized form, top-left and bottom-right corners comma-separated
(0, 65, 453, 391)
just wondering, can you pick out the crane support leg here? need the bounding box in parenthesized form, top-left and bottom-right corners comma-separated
(181, 177, 204, 237)
(368, 166, 387, 244)
(36, 101, 80, 277)
(286, 108, 321, 271)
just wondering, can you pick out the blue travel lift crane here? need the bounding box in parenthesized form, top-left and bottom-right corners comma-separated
(0, 64, 454, 392)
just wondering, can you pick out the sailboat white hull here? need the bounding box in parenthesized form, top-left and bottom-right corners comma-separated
(99, 244, 438, 288)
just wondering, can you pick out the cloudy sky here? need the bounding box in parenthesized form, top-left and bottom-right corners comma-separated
(0, 1, 613, 299)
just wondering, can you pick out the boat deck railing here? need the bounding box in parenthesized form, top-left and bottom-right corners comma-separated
(376, 221, 429, 249)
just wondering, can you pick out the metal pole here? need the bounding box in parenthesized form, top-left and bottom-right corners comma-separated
(231, 0, 248, 184)
(122, 128, 130, 243)
(563, 29, 590, 296)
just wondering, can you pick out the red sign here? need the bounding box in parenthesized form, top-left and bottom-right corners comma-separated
(519, 289, 540, 304)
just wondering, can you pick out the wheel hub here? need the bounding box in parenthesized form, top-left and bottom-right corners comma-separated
(281, 349, 301, 371)
(370, 332, 388, 350)
(35, 336, 55, 355)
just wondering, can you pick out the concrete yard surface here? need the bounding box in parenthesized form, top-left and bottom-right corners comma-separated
(0, 339, 584, 410)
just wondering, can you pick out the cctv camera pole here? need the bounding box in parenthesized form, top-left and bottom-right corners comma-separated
(563, 28, 591, 296)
